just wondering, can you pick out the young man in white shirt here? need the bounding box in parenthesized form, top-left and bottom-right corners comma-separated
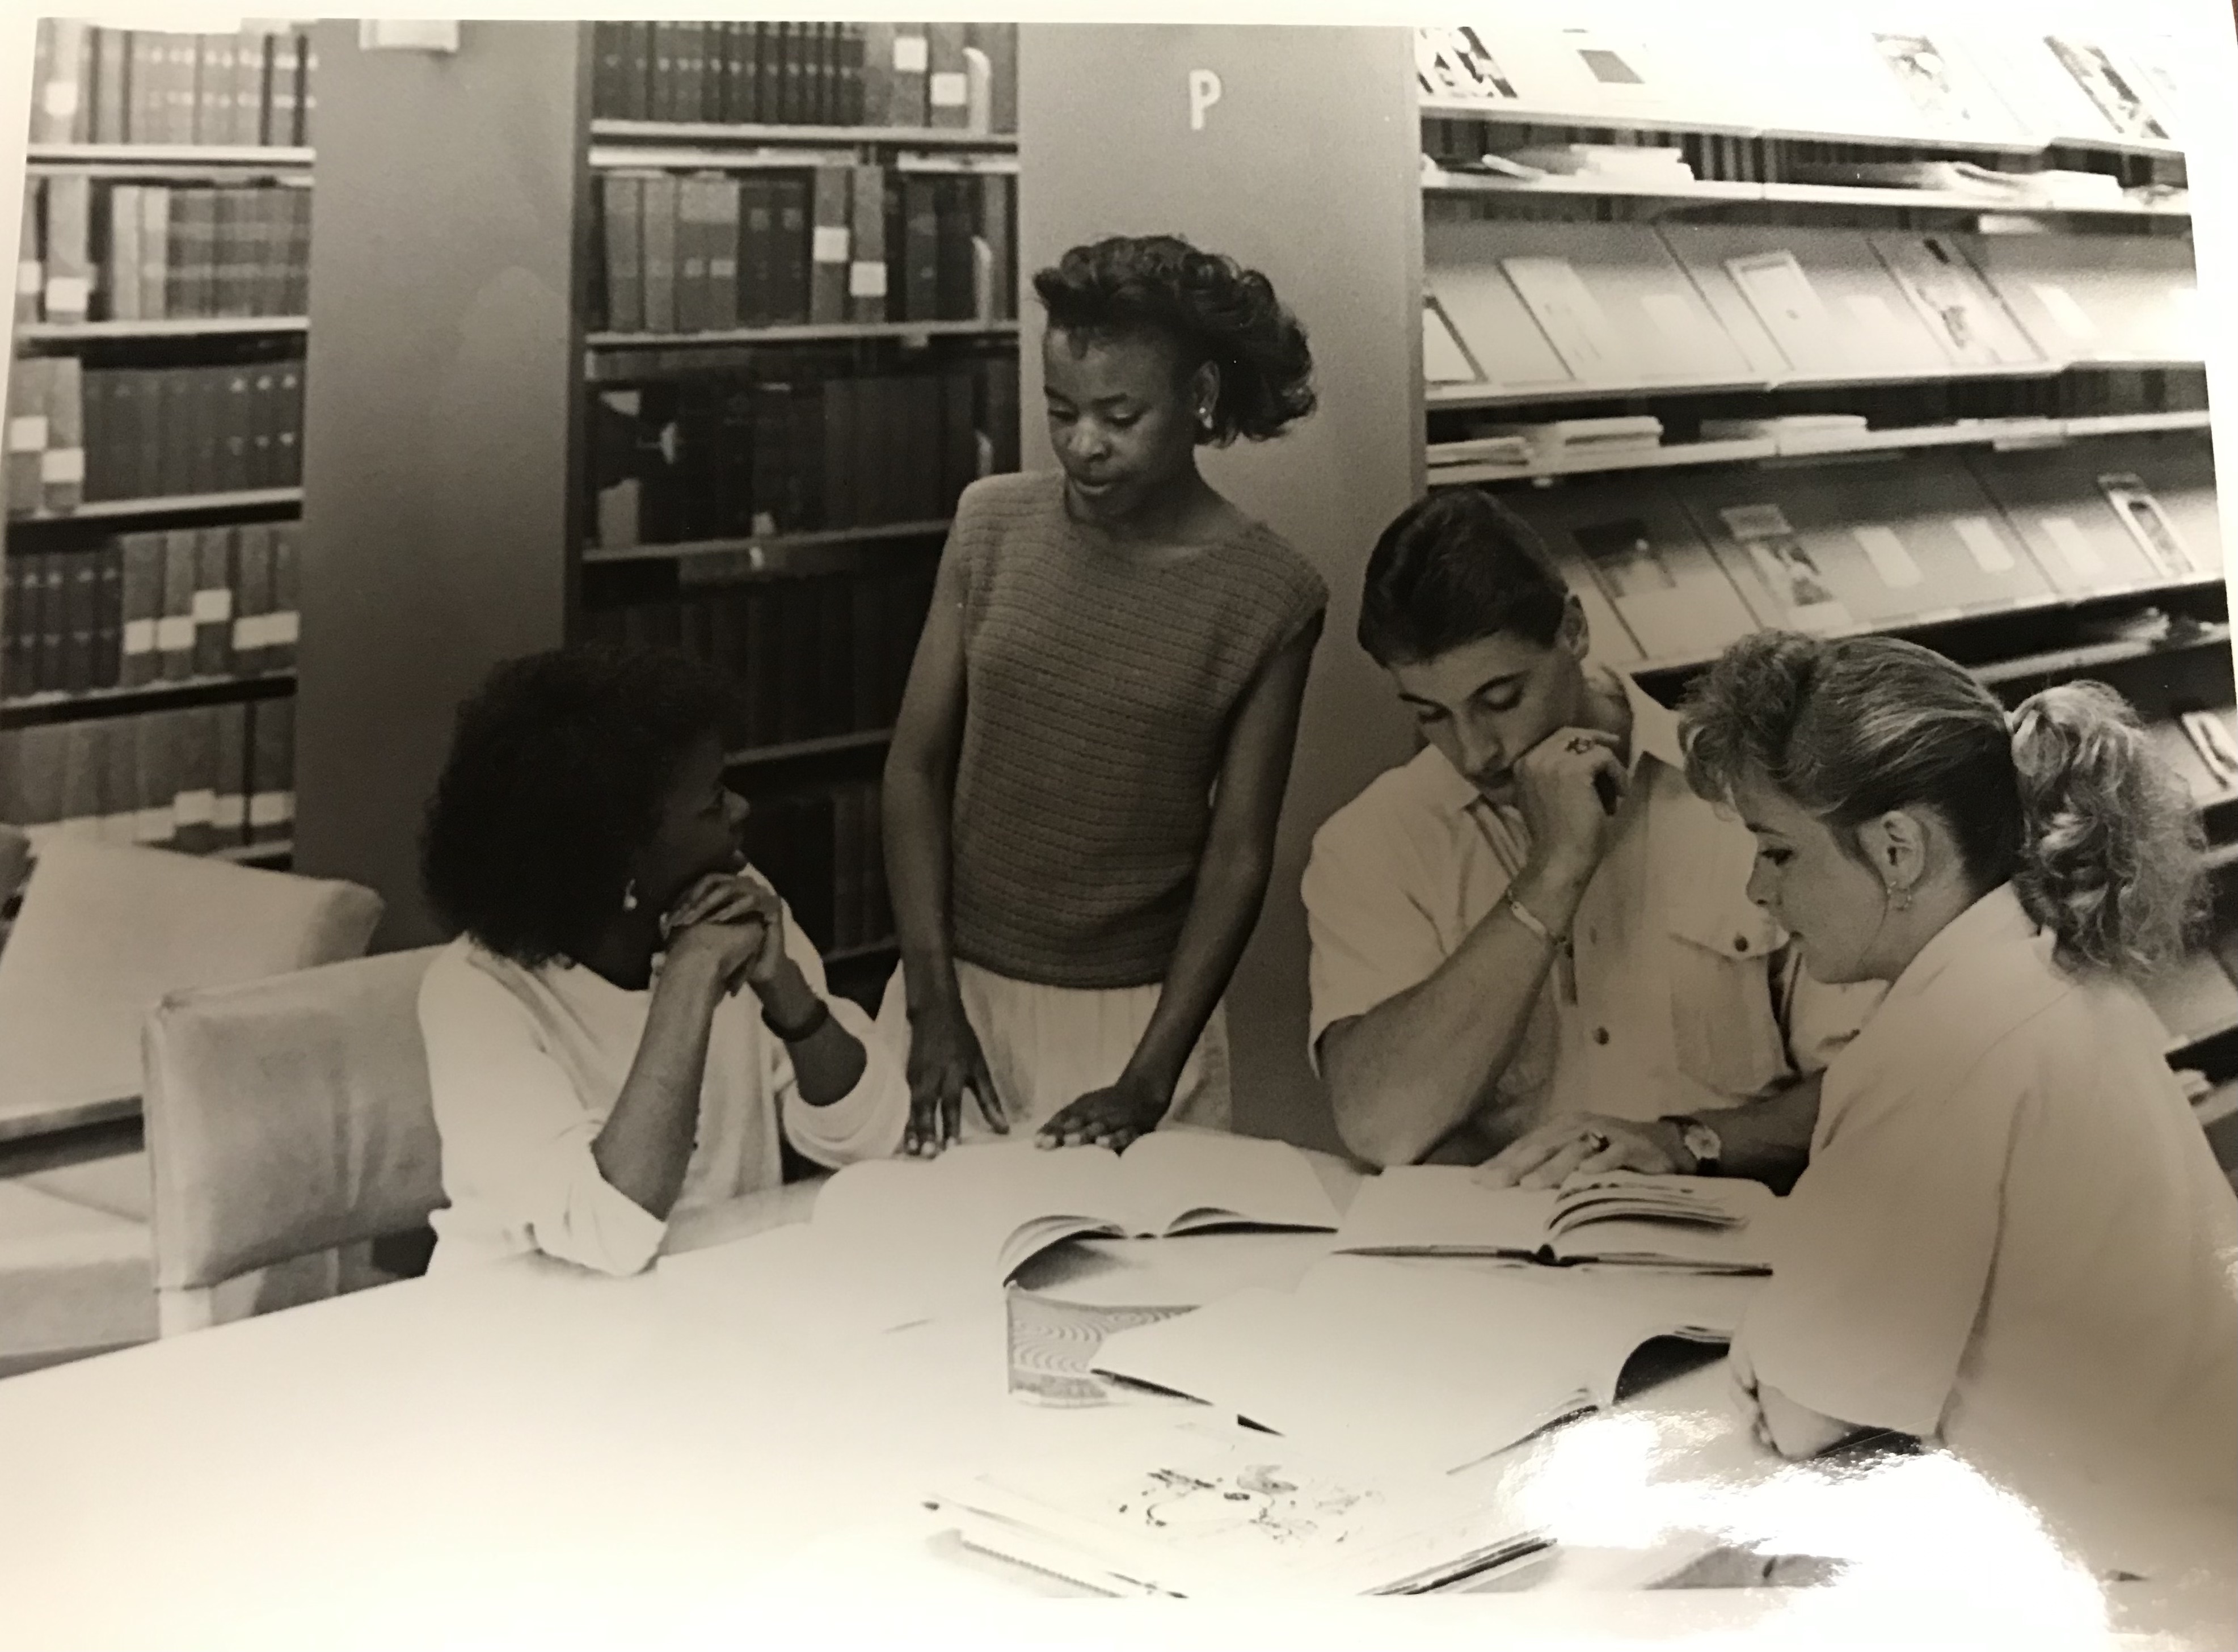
(1303, 490, 1879, 1180)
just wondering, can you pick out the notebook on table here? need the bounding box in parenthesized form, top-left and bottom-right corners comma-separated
(1333, 1169, 1778, 1272)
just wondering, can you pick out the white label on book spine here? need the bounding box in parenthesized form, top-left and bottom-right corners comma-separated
(7, 415, 46, 453)
(39, 447, 84, 484)
(44, 275, 89, 315)
(849, 261, 888, 299)
(173, 789, 216, 827)
(213, 794, 247, 831)
(134, 808, 172, 844)
(270, 612, 300, 646)
(2031, 283, 2098, 343)
(157, 616, 196, 651)
(1853, 524, 1923, 589)
(43, 82, 79, 119)
(1954, 515, 2016, 574)
(250, 794, 289, 828)
(894, 34, 929, 73)
(17, 260, 39, 297)
(123, 620, 157, 656)
(930, 71, 969, 108)
(192, 589, 234, 623)
(2041, 515, 2105, 578)
(812, 226, 850, 265)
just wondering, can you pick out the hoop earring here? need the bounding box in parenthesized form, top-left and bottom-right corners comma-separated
(621, 879, 640, 913)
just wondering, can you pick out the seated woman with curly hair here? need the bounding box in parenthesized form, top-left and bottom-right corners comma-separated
(879, 233, 1328, 1157)
(417, 645, 907, 1277)
(1680, 631, 2237, 1573)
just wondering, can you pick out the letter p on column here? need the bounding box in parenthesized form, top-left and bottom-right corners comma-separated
(1188, 69, 1223, 130)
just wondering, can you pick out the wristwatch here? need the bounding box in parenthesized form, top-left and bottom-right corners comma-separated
(1660, 1114, 1723, 1175)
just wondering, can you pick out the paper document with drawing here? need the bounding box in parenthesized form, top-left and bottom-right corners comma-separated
(1332, 1169, 1777, 1271)
(929, 1406, 1549, 1596)
(1088, 1256, 1761, 1477)
(807, 1133, 1341, 1318)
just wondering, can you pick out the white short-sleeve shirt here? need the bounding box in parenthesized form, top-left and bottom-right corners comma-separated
(1302, 669, 1879, 1144)
(418, 896, 909, 1278)
(1739, 884, 2238, 1563)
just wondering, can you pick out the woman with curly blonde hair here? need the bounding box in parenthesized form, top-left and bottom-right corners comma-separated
(1680, 631, 2236, 1571)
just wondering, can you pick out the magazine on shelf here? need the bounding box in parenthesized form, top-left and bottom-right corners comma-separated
(1713, 501, 1855, 632)
(2098, 473, 2198, 582)
(1964, 447, 2193, 597)
(1724, 251, 1848, 377)
(1423, 222, 1577, 393)
(2180, 709, 2238, 792)
(1869, 233, 2040, 369)
(1415, 25, 1520, 103)
(1331, 1171, 1776, 1270)
(1421, 296, 1482, 386)
(2043, 35, 2170, 144)
(930, 1404, 1551, 1596)
(1088, 1257, 1764, 1481)
(1502, 256, 1631, 383)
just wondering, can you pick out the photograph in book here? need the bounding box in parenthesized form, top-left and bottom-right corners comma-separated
(1717, 502, 1853, 632)
(1871, 33, 1980, 129)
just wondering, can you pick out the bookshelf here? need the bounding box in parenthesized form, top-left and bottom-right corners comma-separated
(1406, 20, 2238, 1112)
(3, 22, 314, 880)
(290, 21, 1022, 1004)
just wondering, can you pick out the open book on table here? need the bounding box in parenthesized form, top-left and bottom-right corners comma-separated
(930, 1409, 1549, 1597)
(807, 1132, 1341, 1324)
(1333, 1169, 1777, 1271)
(1088, 1255, 1763, 1478)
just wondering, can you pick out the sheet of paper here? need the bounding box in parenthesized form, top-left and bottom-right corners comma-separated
(1954, 514, 2018, 574)
(1502, 256, 1630, 383)
(2041, 513, 2107, 579)
(1852, 523, 1924, 589)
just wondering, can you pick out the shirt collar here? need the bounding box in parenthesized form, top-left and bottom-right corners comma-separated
(1876, 882, 2037, 1015)
(1428, 666, 1682, 817)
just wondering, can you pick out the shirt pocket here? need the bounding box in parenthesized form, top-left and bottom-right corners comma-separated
(1666, 900, 1792, 1101)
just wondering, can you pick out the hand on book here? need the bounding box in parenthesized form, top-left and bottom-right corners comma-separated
(1035, 1074, 1171, 1152)
(903, 996, 1008, 1157)
(1474, 1114, 1684, 1190)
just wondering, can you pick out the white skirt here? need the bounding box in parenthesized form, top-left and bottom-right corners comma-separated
(871, 959, 1231, 1142)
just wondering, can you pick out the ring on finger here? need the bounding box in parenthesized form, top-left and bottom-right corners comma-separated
(1567, 735, 1598, 756)
(1582, 1128, 1611, 1153)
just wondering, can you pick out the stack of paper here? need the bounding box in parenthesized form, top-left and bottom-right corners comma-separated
(1701, 414, 1870, 453)
(932, 1404, 1550, 1596)
(1426, 433, 1533, 472)
(1497, 144, 1696, 187)
(1088, 1256, 1763, 1478)
(1788, 159, 2031, 198)
(1476, 416, 1664, 466)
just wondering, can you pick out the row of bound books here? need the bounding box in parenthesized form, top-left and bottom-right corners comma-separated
(593, 166, 1014, 334)
(592, 357, 1017, 546)
(3, 523, 300, 703)
(18, 178, 311, 325)
(591, 21, 1018, 134)
(0, 696, 294, 854)
(747, 777, 892, 960)
(582, 560, 938, 751)
(4, 357, 306, 516)
(1424, 221, 2199, 396)
(1511, 435, 2221, 671)
(28, 20, 315, 149)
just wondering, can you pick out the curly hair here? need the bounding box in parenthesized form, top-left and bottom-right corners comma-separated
(1356, 488, 1571, 667)
(1679, 631, 2203, 981)
(1031, 234, 1316, 444)
(420, 645, 736, 967)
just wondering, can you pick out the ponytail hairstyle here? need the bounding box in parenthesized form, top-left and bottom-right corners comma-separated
(1679, 631, 2203, 981)
(1031, 234, 1316, 444)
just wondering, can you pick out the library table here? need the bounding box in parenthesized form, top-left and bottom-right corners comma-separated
(0, 1165, 2228, 1652)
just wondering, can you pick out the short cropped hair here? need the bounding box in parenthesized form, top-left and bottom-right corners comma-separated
(1357, 488, 1570, 667)
(420, 645, 736, 967)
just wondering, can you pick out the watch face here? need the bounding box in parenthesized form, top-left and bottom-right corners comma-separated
(1682, 1121, 1722, 1165)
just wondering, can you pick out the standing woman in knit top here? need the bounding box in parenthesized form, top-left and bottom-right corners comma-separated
(878, 235, 1327, 1153)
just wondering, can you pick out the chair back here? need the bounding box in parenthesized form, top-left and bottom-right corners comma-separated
(142, 946, 446, 1334)
(0, 839, 383, 1139)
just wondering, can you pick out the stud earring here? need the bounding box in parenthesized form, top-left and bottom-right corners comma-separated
(621, 880, 640, 913)
(1196, 404, 1216, 433)
(1887, 882, 1912, 912)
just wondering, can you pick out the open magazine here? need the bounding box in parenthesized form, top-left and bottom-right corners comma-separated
(930, 1408, 1549, 1596)
(1088, 1256, 1761, 1478)
(1333, 1169, 1778, 1271)
(806, 1133, 1341, 1320)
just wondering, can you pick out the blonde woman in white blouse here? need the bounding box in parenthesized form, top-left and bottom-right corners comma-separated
(416, 646, 908, 1278)
(1680, 631, 2237, 1575)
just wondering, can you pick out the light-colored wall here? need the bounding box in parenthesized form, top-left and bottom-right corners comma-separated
(294, 21, 587, 949)
(1018, 25, 1424, 1150)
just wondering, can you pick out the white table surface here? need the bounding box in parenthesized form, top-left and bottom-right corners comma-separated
(0, 1172, 2230, 1652)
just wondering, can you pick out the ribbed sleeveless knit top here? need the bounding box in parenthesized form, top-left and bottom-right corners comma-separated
(946, 470, 1327, 989)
